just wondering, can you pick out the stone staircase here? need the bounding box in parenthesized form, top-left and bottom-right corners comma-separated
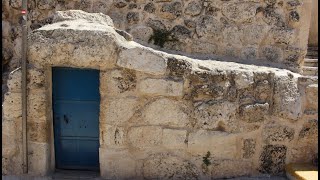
(302, 47, 318, 76)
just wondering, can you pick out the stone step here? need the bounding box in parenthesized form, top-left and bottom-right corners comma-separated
(285, 163, 318, 180)
(306, 46, 318, 59)
(304, 59, 318, 67)
(302, 67, 318, 76)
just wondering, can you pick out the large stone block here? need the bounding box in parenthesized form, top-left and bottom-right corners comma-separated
(142, 98, 190, 127)
(99, 148, 137, 179)
(242, 139, 256, 159)
(101, 97, 139, 125)
(188, 130, 238, 158)
(233, 71, 254, 89)
(273, 75, 302, 120)
(28, 142, 50, 176)
(262, 124, 294, 143)
(27, 121, 49, 143)
(100, 124, 126, 148)
(117, 48, 167, 75)
(127, 126, 162, 148)
(2, 120, 20, 157)
(142, 153, 199, 179)
(259, 145, 287, 174)
(162, 129, 187, 149)
(194, 100, 237, 130)
(298, 119, 318, 140)
(100, 69, 137, 96)
(27, 92, 46, 120)
(3, 92, 22, 119)
(240, 103, 269, 123)
(305, 84, 318, 111)
(210, 160, 253, 178)
(138, 78, 183, 97)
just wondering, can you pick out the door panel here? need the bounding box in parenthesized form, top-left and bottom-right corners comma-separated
(53, 67, 100, 171)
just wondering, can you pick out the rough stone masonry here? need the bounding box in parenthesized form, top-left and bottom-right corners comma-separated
(2, 10, 318, 180)
(2, 0, 314, 78)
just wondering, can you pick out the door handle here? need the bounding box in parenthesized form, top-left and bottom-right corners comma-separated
(63, 115, 69, 124)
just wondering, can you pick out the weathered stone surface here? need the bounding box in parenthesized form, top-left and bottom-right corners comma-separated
(185, 1, 202, 16)
(221, 3, 257, 23)
(138, 78, 183, 97)
(2, 120, 20, 157)
(241, 24, 269, 45)
(100, 69, 137, 96)
(143, 153, 199, 179)
(100, 148, 136, 179)
(260, 46, 283, 62)
(143, 98, 189, 127)
(298, 119, 318, 139)
(100, 124, 126, 148)
(117, 48, 167, 75)
(305, 84, 318, 111)
(233, 71, 254, 89)
(162, 129, 187, 149)
(188, 130, 237, 158)
(127, 126, 162, 148)
(27, 92, 46, 120)
(3, 92, 22, 119)
(27, 121, 48, 143)
(262, 124, 294, 142)
(242, 139, 256, 159)
(129, 26, 153, 42)
(27, 142, 50, 176)
(273, 75, 302, 120)
(194, 100, 237, 130)
(210, 160, 253, 178)
(240, 103, 269, 123)
(158, 2, 182, 20)
(101, 97, 139, 125)
(259, 145, 287, 174)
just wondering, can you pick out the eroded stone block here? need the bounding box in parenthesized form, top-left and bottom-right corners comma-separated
(162, 129, 187, 149)
(194, 100, 237, 130)
(240, 103, 269, 123)
(210, 160, 253, 178)
(242, 139, 256, 159)
(100, 124, 126, 148)
(259, 145, 287, 174)
(143, 153, 199, 179)
(262, 124, 294, 143)
(99, 148, 137, 179)
(117, 48, 167, 75)
(143, 98, 189, 127)
(127, 126, 162, 148)
(28, 142, 50, 176)
(188, 130, 237, 158)
(101, 97, 139, 125)
(138, 78, 183, 97)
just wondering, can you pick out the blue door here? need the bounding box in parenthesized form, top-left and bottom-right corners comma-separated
(52, 67, 100, 171)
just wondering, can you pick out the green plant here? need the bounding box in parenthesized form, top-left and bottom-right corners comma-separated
(148, 29, 177, 48)
(202, 151, 211, 166)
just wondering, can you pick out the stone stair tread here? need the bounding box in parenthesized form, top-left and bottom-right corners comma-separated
(285, 163, 318, 180)
(304, 59, 318, 62)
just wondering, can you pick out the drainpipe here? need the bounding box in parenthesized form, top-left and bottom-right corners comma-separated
(21, 0, 28, 174)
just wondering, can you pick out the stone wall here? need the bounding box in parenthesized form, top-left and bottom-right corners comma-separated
(1, 0, 315, 81)
(2, 11, 318, 179)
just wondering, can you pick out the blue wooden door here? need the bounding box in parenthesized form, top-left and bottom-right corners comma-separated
(52, 67, 100, 171)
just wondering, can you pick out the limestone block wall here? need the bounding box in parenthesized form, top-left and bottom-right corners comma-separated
(2, 11, 318, 179)
(1, 0, 315, 80)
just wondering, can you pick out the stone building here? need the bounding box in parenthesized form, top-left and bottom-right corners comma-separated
(2, 0, 318, 179)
